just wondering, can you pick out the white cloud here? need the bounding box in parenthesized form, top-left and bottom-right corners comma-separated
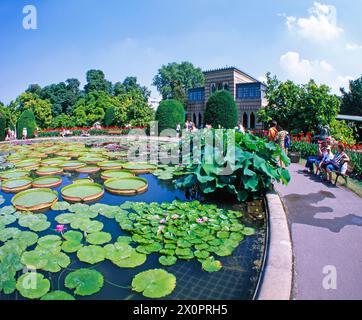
(345, 42, 362, 51)
(279, 51, 351, 94)
(286, 2, 343, 41)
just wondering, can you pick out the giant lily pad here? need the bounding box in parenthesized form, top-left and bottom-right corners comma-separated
(1, 177, 32, 193)
(18, 213, 51, 232)
(97, 161, 124, 170)
(77, 245, 106, 264)
(0, 170, 29, 180)
(36, 166, 63, 176)
(14, 159, 40, 170)
(65, 269, 104, 296)
(75, 166, 100, 174)
(60, 161, 86, 171)
(79, 156, 107, 165)
(131, 269, 176, 298)
(32, 176, 62, 188)
(101, 170, 134, 180)
(41, 291, 75, 300)
(61, 183, 104, 203)
(122, 163, 157, 174)
(16, 273, 50, 299)
(11, 188, 58, 212)
(104, 177, 148, 196)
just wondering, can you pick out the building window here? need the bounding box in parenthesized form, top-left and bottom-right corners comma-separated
(243, 113, 248, 128)
(250, 112, 256, 129)
(236, 84, 261, 100)
(198, 113, 202, 127)
(188, 88, 205, 101)
(217, 83, 223, 91)
(211, 83, 216, 94)
(223, 82, 229, 91)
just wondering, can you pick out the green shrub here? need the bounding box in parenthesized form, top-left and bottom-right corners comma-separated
(205, 91, 238, 129)
(155, 99, 185, 134)
(104, 106, 115, 126)
(17, 110, 37, 139)
(289, 141, 318, 158)
(0, 113, 6, 141)
(176, 130, 291, 202)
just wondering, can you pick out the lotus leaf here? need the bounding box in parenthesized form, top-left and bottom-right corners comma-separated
(18, 214, 51, 232)
(131, 269, 176, 298)
(51, 201, 71, 211)
(201, 257, 222, 273)
(104, 242, 133, 261)
(65, 269, 104, 296)
(16, 273, 50, 299)
(159, 255, 177, 266)
(86, 232, 112, 245)
(41, 291, 76, 300)
(111, 250, 147, 268)
(77, 245, 105, 264)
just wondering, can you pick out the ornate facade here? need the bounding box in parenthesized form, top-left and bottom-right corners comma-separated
(187, 67, 267, 129)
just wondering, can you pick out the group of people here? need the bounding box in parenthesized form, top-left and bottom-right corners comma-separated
(304, 139, 350, 184)
(5, 127, 37, 141)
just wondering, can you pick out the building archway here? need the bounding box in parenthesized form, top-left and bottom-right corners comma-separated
(250, 112, 255, 129)
(243, 112, 248, 129)
(198, 113, 202, 127)
(193, 113, 197, 125)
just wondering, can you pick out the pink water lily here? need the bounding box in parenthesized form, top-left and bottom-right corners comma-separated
(202, 217, 209, 222)
(196, 218, 204, 224)
(55, 224, 66, 233)
(159, 218, 167, 224)
(172, 214, 179, 220)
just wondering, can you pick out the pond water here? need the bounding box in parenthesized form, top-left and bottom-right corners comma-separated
(0, 146, 266, 301)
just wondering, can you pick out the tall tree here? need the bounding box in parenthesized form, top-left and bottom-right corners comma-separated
(14, 92, 52, 128)
(114, 76, 151, 101)
(84, 70, 112, 94)
(340, 76, 362, 116)
(152, 62, 204, 102)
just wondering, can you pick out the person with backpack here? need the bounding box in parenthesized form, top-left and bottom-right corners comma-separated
(276, 126, 289, 168)
(268, 121, 278, 142)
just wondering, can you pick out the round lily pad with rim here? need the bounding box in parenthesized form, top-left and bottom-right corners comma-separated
(122, 163, 157, 174)
(75, 166, 100, 174)
(61, 183, 104, 203)
(1, 177, 32, 193)
(65, 268, 104, 296)
(36, 166, 63, 176)
(11, 188, 58, 212)
(14, 159, 40, 170)
(0, 170, 30, 180)
(78, 156, 107, 165)
(104, 177, 148, 196)
(16, 273, 50, 299)
(101, 169, 134, 180)
(131, 269, 176, 298)
(73, 178, 95, 184)
(97, 161, 124, 170)
(59, 161, 86, 171)
(32, 176, 62, 189)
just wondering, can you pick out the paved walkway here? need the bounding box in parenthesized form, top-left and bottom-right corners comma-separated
(275, 163, 362, 300)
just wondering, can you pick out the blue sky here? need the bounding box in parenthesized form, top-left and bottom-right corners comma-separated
(1, 0, 362, 104)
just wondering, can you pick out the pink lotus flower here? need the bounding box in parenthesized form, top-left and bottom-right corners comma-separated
(172, 214, 179, 220)
(55, 225, 66, 233)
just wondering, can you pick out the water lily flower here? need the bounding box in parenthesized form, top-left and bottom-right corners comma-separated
(172, 214, 179, 220)
(55, 224, 66, 233)
(202, 217, 209, 222)
(160, 218, 167, 224)
(196, 218, 204, 224)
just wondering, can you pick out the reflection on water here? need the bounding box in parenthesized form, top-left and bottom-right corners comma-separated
(0, 170, 266, 300)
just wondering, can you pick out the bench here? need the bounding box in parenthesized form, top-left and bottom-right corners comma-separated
(108, 130, 123, 135)
(335, 162, 355, 185)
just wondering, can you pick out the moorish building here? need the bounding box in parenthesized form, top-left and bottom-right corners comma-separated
(187, 67, 267, 129)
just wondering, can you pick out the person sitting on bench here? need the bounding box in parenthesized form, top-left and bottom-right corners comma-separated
(321, 144, 350, 184)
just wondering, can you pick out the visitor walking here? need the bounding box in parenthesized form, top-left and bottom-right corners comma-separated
(268, 121, 278, 142)
(237, 122, 245, 134)
(276, 126, 289, 167)
(176, 123, 181, 137)
(22, 127, 27, 140)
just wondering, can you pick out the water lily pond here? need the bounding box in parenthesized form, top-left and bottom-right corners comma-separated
(0, 140, 266, 300)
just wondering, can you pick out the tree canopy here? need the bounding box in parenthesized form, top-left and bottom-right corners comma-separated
(153, 62, 204, 104)
(340, 75, 362, 116)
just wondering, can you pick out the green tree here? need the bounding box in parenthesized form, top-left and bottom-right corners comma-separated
(0, 102, 18, 130)
(84, 70, 112, 94)
(258, 73, 340, 134)
(340, 75, 362, 116)
(155, 99, 185, 134)
(114, 77, 151, 101)
(153, 62, 204, 102)
(0, 112, 6, 141)
(14, 92, 52, 128)
(50, 114, 76, 129)
(205, 91, 238, 129)
(17, 110, 37, 139)
(104, 106, 116, 126)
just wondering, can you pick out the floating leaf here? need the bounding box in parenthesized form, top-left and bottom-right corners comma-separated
(61, 231, 83, 253)
(241, 227, 256, 236)
(37, 235, 62, 251)
(111, 250, 146, 268)
(104, 243, 133, 261)
(201, 257, 222, 273)
(86, 232, 112, 245)
(194, 250, 210, 259)
(116, 236, 132, 244)
(65, 269, 104, 296)
(77, 245, 105, 264)
(18, 213, 51, 232)
(159, 255, 177, 266)
(16, 273, 50, 299)
(41, 291, 75, 300)
(131, 269, 176, 298)
(51, 202, 71, 211)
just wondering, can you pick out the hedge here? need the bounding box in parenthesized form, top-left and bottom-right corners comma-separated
(155, 99, 185, 134)
(0, 113, 6, 141)
(17, 110, 37, 139)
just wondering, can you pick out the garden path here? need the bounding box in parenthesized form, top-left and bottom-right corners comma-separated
(275, 163, 362, 300)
